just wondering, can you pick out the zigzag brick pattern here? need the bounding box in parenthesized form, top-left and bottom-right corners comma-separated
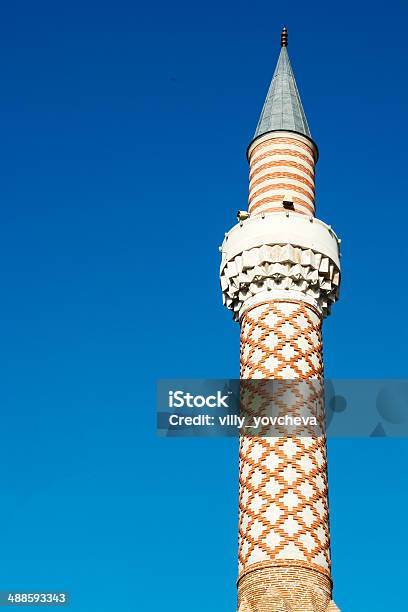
(237, 300, 332, 612)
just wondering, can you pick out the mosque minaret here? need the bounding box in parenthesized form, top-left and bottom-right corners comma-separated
(220, 28, 341, 612)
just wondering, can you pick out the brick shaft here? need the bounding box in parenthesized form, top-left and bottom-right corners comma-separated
(237, 300, 332, 610)
(248, 133, 317, 217)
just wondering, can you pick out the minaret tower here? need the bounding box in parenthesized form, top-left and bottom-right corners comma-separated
(220, 29, 341, 611)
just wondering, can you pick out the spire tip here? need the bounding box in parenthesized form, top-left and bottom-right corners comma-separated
(281, 26, 288, 47)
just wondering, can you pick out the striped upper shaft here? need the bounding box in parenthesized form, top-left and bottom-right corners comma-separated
(248, 132, 317, 217)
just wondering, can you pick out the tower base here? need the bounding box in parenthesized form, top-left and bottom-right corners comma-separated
(237, 563, 335, 612)
(238, 600, 340, 612)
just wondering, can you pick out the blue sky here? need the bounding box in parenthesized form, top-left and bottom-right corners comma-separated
(0, 0, 407, 610)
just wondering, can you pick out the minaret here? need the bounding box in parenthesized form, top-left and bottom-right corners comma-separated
(220, 29, 341, 611)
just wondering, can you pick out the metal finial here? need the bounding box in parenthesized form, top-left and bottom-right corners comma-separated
(281, 27, 288, 47)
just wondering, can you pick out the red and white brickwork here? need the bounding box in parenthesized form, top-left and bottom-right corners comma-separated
(248, 132, 317, 217)
(237, 300, 332, 611)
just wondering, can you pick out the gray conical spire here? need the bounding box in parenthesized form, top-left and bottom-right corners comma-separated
(253, 28, 311, 140)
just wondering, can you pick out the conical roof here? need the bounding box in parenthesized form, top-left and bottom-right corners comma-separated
(253, 28, 311, 141)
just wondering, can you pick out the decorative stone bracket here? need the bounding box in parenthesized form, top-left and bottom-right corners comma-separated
(220, 212, 341, 320)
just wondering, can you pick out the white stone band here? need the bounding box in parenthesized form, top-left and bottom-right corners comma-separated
(221, 212, 340, 268)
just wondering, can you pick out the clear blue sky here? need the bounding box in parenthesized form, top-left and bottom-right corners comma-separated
(0, 1, 407, 610)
